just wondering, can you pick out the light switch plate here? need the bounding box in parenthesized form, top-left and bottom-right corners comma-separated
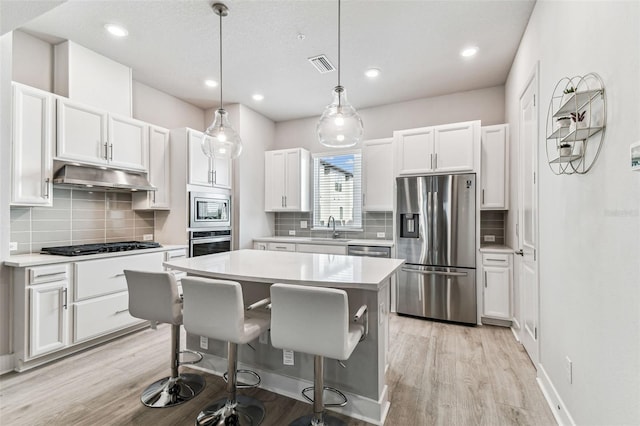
(143, 234, 154, 241)
(288, 230, 296, 236)
(9, 242, 18, 251)
(484, 235, 496, 242)
(283, 349, 294, 366)
(200, 336, 208, 350)
(376, 232, 385, 238)
(300, 220, 307, 229)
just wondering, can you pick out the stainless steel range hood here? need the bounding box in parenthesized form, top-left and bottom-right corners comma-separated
(53, 163, 156, 192)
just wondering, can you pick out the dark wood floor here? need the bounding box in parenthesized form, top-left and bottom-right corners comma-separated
(0, 314, 556, 425)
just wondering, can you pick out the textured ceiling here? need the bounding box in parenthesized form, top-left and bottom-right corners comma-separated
(15, 0, 535, 122)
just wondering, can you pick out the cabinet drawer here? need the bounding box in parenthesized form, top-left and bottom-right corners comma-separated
(296, 244, 347, 255)
(73, 292, 144, 343)
(74, 252, 163, 301)
(29, 264, 70, 285)
(165, 249, 187, 261)
(482, 253, 511, 266)
(267, 242, 296, 252)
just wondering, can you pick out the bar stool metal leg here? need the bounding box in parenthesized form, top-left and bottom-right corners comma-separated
(195, 342, 266, 426)
(290, 356, 346, 426)
(141, 324, 206, 408)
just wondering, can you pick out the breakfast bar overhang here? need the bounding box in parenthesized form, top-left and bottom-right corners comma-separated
(164, 249, 405, 425)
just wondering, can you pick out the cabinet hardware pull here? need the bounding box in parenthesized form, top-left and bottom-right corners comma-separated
(402, 268, 467, 277)
(482, 189, 485, 204)
(109, 143, 114, 161)
(284, 196, 287, 207)
(212, 170, 217, 185)
(104, 142, 109, 160)
(434, 153, 438, 169)
(430, 153, 433, 169)
(115, 308, 129, 314)
(486, 258, 506, 262)
(152, 190, 156, 204)
(44, 178, 50, 198)
(281, 196, 284, 208)
(274, 246, 287, 249)
(62, 288, 68, 310)
(484, 271, 487, 288)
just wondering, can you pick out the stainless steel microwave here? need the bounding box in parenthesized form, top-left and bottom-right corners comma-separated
(189, 192, 231, 229)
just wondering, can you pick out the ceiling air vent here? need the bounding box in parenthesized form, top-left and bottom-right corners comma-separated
(308, 54, 335, 74)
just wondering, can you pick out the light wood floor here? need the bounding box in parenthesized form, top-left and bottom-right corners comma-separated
(0, 315, 556, 425)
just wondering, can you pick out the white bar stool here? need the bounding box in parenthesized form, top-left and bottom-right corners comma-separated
(270, 283, 368, 426)
(123, 270, 205, 408)
(181, 276, 271, 426)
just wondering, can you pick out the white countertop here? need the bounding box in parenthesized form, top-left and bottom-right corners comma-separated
(164, 249, 405, 291)
(253, 236, 394, 247)
(3, 245, 188, 268)
(479, 245, 514, 253)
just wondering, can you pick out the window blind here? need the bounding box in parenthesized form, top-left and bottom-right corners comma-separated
(313, 152, 362, 229)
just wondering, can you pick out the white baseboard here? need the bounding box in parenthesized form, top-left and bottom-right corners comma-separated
(0, 353, 15, 375)
(190, 354, 389, 425)
(537, 364, 576, 426)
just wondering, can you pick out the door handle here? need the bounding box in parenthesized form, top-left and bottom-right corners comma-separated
(402, 268, 467, 277)
(515, 249, 524, 256)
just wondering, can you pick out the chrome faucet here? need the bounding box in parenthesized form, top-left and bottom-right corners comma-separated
(327, 216, 339, 239)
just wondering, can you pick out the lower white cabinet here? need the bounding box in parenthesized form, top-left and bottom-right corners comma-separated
(296, 244, 346, 255)
(28, 264, 70, 358)
(267, 242, 296, 252)
(481, 251, 513, 322)
(11, 249, 175, 369)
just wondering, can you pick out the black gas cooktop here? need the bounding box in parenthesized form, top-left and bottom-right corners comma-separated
(41, 241, 161, 256)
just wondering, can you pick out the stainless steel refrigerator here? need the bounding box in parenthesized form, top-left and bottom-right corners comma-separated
(396, 174, 477, 324)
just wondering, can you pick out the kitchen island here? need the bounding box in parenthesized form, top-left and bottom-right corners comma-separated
(164, 249, 404, 425)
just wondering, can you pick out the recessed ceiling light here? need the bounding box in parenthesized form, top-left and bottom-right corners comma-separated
(461, 46, 479, 58)
(252, 94, 264, 101)
(365, 68, 380, 78)
(205, 79, 218, 88)
(104, 24, 128, 38)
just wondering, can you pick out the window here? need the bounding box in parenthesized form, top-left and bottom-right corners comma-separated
(313, 152, 362, 229)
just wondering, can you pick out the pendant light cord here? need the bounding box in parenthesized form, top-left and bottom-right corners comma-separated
(337, 0, 342, 108)
(219, 10, 224, 110)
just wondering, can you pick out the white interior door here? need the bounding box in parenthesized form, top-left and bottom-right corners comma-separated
(518, 67, 539, 366)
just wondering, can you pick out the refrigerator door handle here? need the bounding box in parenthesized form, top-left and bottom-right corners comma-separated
(401, 268, 468, 278)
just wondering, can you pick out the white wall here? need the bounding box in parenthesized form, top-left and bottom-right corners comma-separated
(0, 32, 13, 359)
(274, 85, 505, 153)
(11, 30, 52, 91)
(132, 81, 205, 131)
(505, 2, 640, 424)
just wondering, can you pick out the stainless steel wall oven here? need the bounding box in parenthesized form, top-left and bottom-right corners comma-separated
(189, 229, 231, 257)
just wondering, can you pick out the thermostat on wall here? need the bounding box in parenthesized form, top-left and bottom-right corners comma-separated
(632, 141, 640, 171)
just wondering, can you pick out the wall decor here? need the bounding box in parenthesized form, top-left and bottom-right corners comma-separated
(545, 73, 606, 175)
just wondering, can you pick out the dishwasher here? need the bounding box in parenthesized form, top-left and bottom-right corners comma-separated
(347, 244, 396, 312)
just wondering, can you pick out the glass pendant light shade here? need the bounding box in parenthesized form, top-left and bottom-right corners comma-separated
(317, 86, 364, 148)
(203, 108, 242, 160)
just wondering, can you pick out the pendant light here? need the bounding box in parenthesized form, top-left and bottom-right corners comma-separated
(202, 3, 243, 160)
(317, 0, 364, 148)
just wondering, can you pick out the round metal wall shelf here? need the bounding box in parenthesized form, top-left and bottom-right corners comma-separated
(545, 73, 606, 175)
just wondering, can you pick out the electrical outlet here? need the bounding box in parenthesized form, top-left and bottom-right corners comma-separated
(376, 232, 385, 238)
(283, 349, 294, 366)
(200, 336, 209, 350)
(259, 330, 269, 345)
(484, 235, 496, 242)
(300, 220, 307, 229)
(288, 230, 296, 236)
(143, 234, 153, 241)
(565, 356, 572, 384)
(9, 242, 18, 251)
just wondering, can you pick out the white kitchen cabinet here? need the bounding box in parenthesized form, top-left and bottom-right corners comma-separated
(11, 83, 54, 206)
(266, 242, 296, 252)
(188, 129, 232, 189)
(27, 264, 70, 358)
(481, 251, 512, 322)
(56, 97, 147, 171)
(481, 124, 509, 210)
(395, 120, 480, 175)
(296, 244, 347, 255)
(133, 125, 171, 210)
(265, 148, 310, 211)
(362, 138, 393, 211)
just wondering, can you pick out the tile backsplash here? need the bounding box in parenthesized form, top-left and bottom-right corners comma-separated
(10, 188, 155, 255)
(274, 211, 393, 240)
(480, 210, 506, 246)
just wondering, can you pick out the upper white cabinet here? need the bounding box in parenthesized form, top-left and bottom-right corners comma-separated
(11, 83, 54, 206)
(481, 124, 509, 210)
(265, 148, 310, 212)
(362, 138, 394, 211)
(56, 98, 147, 171)
(395, 120, 480, 175)
(133, 125, 171, 210)
(187, 129, 232, 189)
